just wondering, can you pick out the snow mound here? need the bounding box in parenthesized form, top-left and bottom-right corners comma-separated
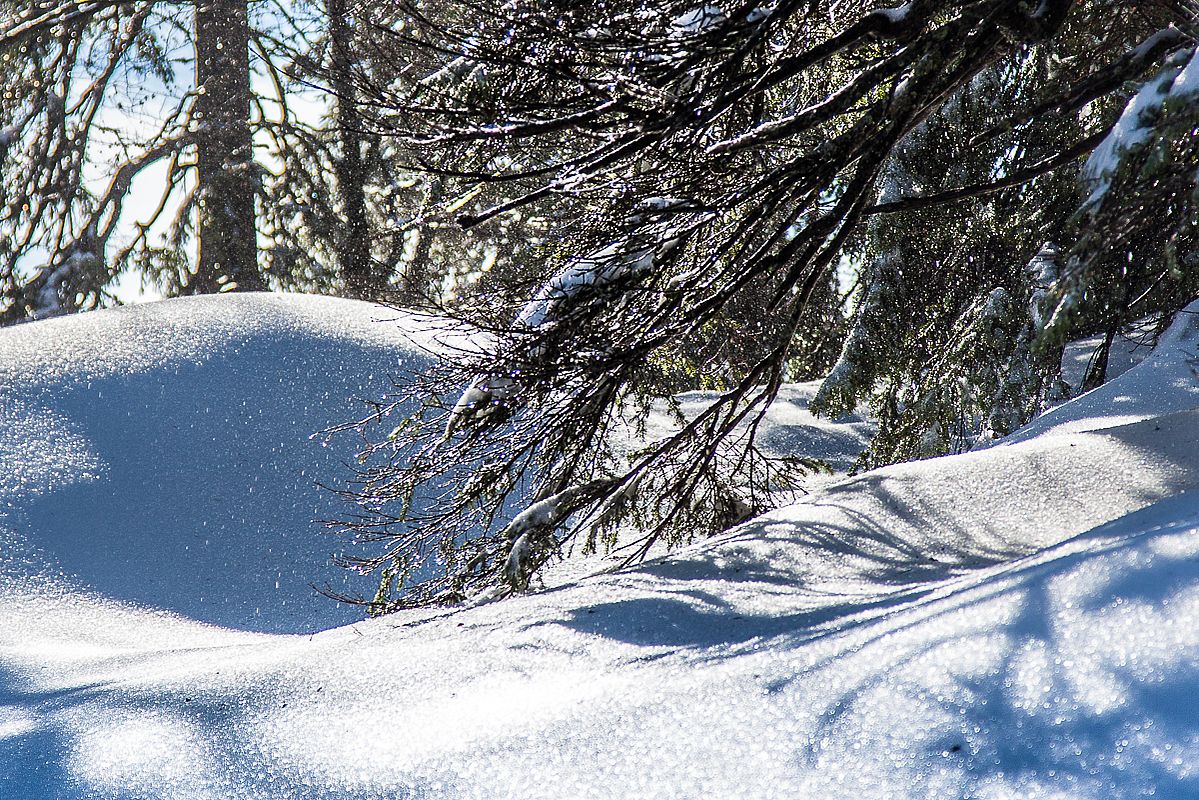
(1012, 305, 1199, 442)
(652, 382, 876, 476)
(4, 294, 1199, 798)
(0, 293, 445, 634)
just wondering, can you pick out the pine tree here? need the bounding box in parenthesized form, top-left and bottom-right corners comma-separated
(325, 0, 375, 299)
(328, 0, 1199, 610)
(1, 1, 266, 315)
(0, 0, 430, 319)
(0, 2, 148, 320)
(192, 0, 262, 293)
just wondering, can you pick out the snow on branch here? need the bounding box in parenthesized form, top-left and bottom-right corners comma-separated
(0, 1, 122, 47)
(1083, 45, 1199, 208)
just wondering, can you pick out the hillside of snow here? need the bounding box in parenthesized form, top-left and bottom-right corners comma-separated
(3, 293, 1199, 798)
(0, 293, 449, 633)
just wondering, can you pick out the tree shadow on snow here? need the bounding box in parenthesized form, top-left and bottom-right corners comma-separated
(0, 661, 434, 800)
(0, 666, 107, 797)
(771, 505, 1199, 796)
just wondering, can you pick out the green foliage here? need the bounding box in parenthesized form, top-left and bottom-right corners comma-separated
(808, 14, 1160, 466)
(326, 0, 1199, 609)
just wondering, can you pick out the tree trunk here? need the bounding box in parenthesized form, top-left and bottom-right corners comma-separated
(192, 0, 263, 293)
(328, 0, 378, 299)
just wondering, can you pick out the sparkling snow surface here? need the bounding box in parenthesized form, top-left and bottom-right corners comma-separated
(4, 294, 1199, 798)
(0, 293, 447, 633)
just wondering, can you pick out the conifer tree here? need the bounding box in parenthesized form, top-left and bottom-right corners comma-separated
(0, 1, 265, 315)
(331, 0, 1199, 610)
(193, 0, 261, 293)
(0, 0, 433, 319)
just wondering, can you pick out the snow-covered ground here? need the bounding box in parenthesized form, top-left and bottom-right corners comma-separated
(641, 382, 876, 477)
(4, 293, 1199, 798)
(0, 293, 447, 634)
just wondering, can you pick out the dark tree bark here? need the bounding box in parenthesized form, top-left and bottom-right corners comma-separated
(328, 0, 379, 300)
(192, 0, 263, 293)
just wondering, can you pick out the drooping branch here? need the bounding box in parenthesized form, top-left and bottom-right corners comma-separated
(866, 127, 1110, 216)
(0, 1, 123, 48)
(326, 0, 1122, 610)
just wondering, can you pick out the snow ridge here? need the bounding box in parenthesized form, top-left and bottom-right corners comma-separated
(4, 292, 1199, 798)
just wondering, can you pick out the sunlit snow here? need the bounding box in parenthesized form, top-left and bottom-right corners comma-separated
(4, 293, 1199, 798)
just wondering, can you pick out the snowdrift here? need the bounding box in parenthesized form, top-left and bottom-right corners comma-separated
(0, 293, 446, 633)
(3, 293, 1199, 798)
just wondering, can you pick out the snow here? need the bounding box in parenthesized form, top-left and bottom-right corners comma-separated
(5, 292, 1199, 797)
(1007, 303, 1199, 442)
(671, 4, 726, 35)
(0, 293, 450, 634)
(637, 382, 876, 481)
(878, 2, 914, 24)
(746, 6, 773, 24)
(446, 223, 692, 436)
(514, 239, 659, 330)
(1083, 46, 1199, 207)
